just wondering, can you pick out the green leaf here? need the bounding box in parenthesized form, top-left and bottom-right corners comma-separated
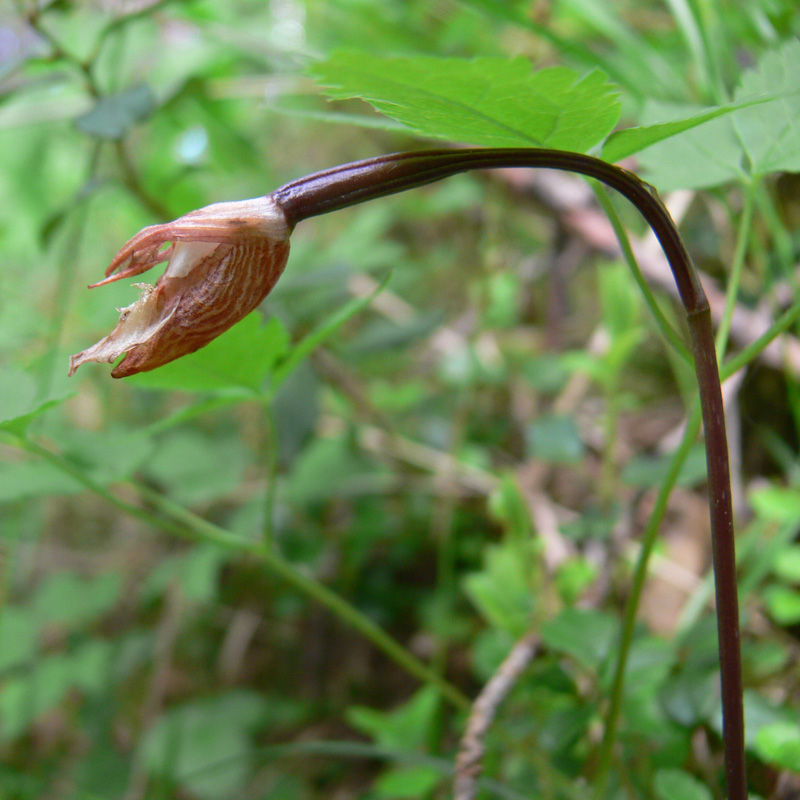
(638, 39, 800, 189)
(659, 670, 718, 726)
(0, 655, 73, 740)
(374, 765, 442, 798)
(621, 444, 708, 488)
(70, 639, 114, 695)
(0, 607, 38, 673)
(0, 460, 83, 502)
(753, 721, 800, 771)
(34, 571, 121, 628)
(772, 545, 800, 583)
(141, 544, 225, 605)
(311, 52, 621, 152)
(144, 430, 250, 505)
(138, 691, 268, 800)
(654, 769, 713, 800)
(0, 368, 70, 435)
(266, 95, 409, 133)
(463, 540, 534, 636)
(764, 585, 800, 625)
(636, 101, 743, 190)
(601, 99, 768, 163)
(749, 485, 800, 524)
(526, 414, 584, 463)
(540, 608, 617, 668)
(125, 313, 290, 393)
(75, 84, 156, 140)
(285, 435, 383, 506)
(346, 687, 439, 751)
(58, 427, 154, 483)
(737, 690, 794, 749)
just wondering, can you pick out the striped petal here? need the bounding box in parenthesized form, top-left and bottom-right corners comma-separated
(70, 196, 291, 378)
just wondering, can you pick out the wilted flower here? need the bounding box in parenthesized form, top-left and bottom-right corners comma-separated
(69, 196, 291, 378)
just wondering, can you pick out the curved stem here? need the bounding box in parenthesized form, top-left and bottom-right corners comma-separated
(591, 182, 692, 364)
(273, 148, 745, 800)
(716, 181, 757, 358)
(274, 149, 707, 313)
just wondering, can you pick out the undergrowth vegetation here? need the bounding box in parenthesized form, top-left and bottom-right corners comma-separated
(2, 1, 800, 798)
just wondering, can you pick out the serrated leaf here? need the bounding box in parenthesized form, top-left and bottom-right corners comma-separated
(600, 98, 768, 163)
(124, 313, 290, 392)
(75, 84, 156, 140)
(638, 39, 800, 189)
(311, 53, 620, 152)
(266, 96, 408, 132)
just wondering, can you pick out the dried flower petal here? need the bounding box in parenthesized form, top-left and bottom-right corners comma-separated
(69, 197, 291, 378)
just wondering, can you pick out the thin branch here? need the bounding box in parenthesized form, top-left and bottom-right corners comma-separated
(454, 632, 539, 800)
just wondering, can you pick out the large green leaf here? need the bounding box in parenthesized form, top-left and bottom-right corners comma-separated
(639, 39, 800, 189)
(311, 52, 621, 152)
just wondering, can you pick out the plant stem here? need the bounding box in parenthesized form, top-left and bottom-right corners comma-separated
(591, 183, 692, 364)
(114, 140, 173, 221)
(273, 148, 745, 799)
(716, 181, 757, 358)
(137, 486, 471, 710)
(688, 306, 745, 798)
(720, 297, 800, 381)
(753, 181, 796, 285)
(13, 435, 469, 711)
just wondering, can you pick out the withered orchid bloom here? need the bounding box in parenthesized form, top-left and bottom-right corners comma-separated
(69, 148, 745, 800)
(68, 197, 290, 378)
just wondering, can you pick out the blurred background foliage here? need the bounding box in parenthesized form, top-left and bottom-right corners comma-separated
(2, 1, 800, 798)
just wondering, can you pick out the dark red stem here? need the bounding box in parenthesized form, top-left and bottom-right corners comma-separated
(273, 148, 746, 799)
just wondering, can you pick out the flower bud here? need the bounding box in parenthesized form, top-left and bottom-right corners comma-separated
(69, 196, 291, 378)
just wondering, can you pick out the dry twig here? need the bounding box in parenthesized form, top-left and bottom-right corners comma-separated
(454, 632, 539, 800)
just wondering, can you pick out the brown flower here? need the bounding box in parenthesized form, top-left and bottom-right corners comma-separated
(69, 197, 291, 378)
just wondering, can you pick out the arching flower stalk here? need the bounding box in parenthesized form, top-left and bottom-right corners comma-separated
(70, 148, 746, 800)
